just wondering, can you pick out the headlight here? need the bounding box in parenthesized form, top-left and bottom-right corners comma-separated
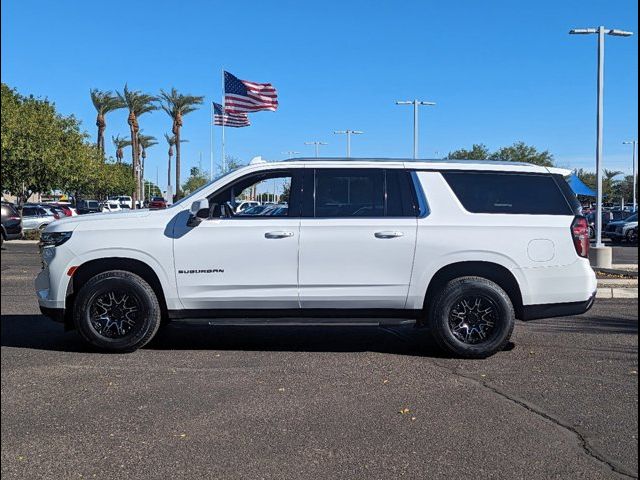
(40, 231, 73, 247)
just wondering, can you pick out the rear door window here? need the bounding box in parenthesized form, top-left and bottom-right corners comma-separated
(442, 171, 574, 215)
(314, 169, 384, 217)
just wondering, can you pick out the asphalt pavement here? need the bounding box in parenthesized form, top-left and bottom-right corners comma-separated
(612, 245, 639, 266)
(1, 242, 638, 480)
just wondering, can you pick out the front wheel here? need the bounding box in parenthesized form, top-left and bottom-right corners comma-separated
(73, 270, 161, 352)
(427, 277, 515, 359)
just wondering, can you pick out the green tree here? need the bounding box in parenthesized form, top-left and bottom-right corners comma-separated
(489, 141, 555, 167)
(1, 83, 89, 206)
(182, 166, 209, 195)
(90, 89, 125, 155)
(137, 133, 158, 197)
(117, 85, 157, 207)
(112, 135, 131, 163)
(447, 144, 490, 160)
(159, 88, 204, 199)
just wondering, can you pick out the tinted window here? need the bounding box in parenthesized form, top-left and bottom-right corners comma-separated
(386, 169, 418, 217)
(442, 172, 573, 215)
(315, 169, 384, 217)
(23, 207, 37, 216)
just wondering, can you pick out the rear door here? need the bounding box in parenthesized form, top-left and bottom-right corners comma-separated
(298, 168, 419, 309)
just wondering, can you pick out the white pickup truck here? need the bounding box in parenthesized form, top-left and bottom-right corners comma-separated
(36, 158, 597, 358)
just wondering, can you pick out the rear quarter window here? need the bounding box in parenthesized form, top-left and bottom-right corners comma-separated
(442, 171, 574, 215)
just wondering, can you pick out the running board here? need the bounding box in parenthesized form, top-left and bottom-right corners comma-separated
(171, 318, 417, 327)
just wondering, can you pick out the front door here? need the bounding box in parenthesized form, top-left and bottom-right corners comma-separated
(174, 169, 302, 310)
(298, 168, 419, 309)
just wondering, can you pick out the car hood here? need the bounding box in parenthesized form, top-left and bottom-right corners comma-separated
(45, 209, 153, 232)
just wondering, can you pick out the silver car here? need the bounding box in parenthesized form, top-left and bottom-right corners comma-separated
(21, 205, 57, 231)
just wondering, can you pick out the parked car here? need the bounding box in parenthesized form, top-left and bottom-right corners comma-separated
(235, 200, 260, 214)
(76, 200, 102, 215)
(238, 204, 275, 216)
(101, 202, 123, 213)
(49, 203, 74, 217)
(36, 158, 596, 358)
(21, 204, 57, 231)
(603, 213, 638, 243)
(148, 197, 167, 209)
(586, 210, 628, 238)
(1, 202, 22, 245)
(116, 196, 133, 209)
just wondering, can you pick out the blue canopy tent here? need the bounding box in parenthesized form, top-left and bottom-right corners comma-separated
(566, 173, 596, 197)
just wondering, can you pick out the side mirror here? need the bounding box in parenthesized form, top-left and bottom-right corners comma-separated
(187, 198, 210, 227)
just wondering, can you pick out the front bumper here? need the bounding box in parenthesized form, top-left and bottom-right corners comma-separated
(520, 290, 597, 321)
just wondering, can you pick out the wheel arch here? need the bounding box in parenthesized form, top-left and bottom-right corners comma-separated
(64, 257, 168, 329)
(423, 261, 524, 321)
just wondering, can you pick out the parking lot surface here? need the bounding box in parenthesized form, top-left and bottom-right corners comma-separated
(1, 242, 638, 479)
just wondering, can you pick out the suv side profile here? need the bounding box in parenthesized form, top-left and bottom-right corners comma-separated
(36, 159, 597, 358)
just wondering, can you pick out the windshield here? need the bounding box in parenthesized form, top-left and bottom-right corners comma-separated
(625, 213, 637, 222)
(169, 168, 241, 208)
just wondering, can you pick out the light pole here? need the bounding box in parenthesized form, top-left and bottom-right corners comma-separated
(395, 99, 436, 158)
(282, 151, 300, 159)
(569, 26, 633, 266)
(623, 140, 637, 212)
(304, 141, 328, 158)
(334, 130, 364, 157)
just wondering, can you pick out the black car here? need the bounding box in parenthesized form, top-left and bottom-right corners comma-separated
(1, 202, 22, 245)
(76, 199, 102, 215)
(586, 210, 628, 238)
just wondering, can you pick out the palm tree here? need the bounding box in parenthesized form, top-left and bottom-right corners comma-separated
(159, 88, 204, 199)
(163, 133, 188, 195)
(112, 135, 131, 163)
(137, 133, 158, 202)
(90, 90, 125, 155)
(117, 85, 157, 207)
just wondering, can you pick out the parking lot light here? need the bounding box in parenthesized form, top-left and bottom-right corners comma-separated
(395, 100, 436, 159)
(334, 130, 364, 158)
(623, 140, 638, 212)
(304, 141, 328, 158)
(569, 26, 634, 260)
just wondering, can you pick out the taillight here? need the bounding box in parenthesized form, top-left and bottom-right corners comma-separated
(571, 216, 590, 258)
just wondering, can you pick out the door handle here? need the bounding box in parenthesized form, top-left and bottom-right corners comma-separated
(265, 231, 294, 239)
(374, 231, 404, 239)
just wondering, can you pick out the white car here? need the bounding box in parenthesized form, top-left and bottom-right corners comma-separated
(116, 196, 133, 209)
(235, 200, 260, 214)
(101, 202, 122, 213)
(36, 158, 597, 357)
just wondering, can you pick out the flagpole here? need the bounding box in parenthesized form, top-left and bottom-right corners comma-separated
(209, 101, 214, 180)
(221, 69, 226, 173)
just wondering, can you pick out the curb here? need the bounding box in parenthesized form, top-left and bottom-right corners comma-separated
(594, 267, 638, 278)
(597, 288, 638, 299)
(6, 240, 40, 244)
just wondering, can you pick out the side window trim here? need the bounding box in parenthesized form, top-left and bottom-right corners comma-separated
(208, 168, 303, 219)
(410, 171, 430, 218)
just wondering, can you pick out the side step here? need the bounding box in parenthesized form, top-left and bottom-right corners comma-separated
(172, 318, 417, 327)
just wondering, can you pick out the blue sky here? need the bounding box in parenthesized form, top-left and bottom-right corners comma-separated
(2, 0, 638, 188)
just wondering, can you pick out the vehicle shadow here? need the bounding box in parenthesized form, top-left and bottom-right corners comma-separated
(1, 314, 453, 357)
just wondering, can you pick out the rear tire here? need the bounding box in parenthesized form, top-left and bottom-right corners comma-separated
(73, 270, 161, 352)
(427, 276, 515, 359)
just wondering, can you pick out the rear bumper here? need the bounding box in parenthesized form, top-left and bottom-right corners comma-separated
(520, 290, 597, 321)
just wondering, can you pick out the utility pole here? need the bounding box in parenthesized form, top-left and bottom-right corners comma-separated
(304, 141, 328, 158)
(333, 130, 364, 157)
(395, 99, 436, 158)
(570, 26, 634, 267)
(623, 140, 637, 211)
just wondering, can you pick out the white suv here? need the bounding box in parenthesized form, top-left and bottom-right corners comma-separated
(35, 159, 597, 358)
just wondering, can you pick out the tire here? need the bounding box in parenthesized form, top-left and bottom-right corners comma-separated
(427, 276, 515, 359)
(627, 228, 638, 244)
(73, 270, 161, 352)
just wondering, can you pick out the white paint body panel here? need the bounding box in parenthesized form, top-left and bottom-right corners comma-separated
(36, 159, 597, 317)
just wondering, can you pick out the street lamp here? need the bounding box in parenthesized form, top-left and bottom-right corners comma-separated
(282, 151, 301, 159)
(395, 99, 436, 159)
(623, 140, 638, 212)
(569, 26, 634, 267)
(304, 141, 328, 158)
(333, 130, 364, 157)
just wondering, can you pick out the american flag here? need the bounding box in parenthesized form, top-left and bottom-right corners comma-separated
(224, 71, 278, 113)
(213, 102, 250, 127)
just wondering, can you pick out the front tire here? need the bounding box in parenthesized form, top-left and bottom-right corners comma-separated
(427, 276, 515, 359)
(73, 270, 161, 352)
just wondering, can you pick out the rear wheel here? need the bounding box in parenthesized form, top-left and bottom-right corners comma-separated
(427, 276, 515, 359)
(73, 270, 161, 352)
